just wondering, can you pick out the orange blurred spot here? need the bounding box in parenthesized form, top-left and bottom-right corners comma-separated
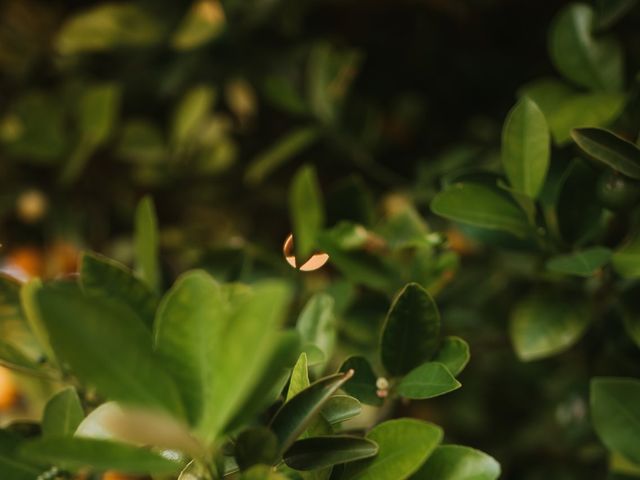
(45, 241, 79, 277)
(0, 366, 18, 411)
(283, 234, 329, 272)
(5, 246, 43, 278)
(103, 473, 148, 480)
(446, 227, 479, 256)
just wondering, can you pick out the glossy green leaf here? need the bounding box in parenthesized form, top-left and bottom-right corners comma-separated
(339, 356, 382, 407)
(321, 395, 361, 425)
(135, 195, 161, 293)
(549, 3, 624, 91)
(42, 388, 84, 438)
(431, 183, 530, 238)
(591, 377, 640, 464)
(31, 282, 184, 417)
(0, 429, 42, 480)
(613, 232, 640, 278)
(297, 294, 336, 367)
(381, 283, 440, 376)
(342, 419, 443, 480)
(397, 362, 461, 400)
(572, 128, 640, 179)
(290, 165, 325, 262)
(55, 4, 163, 54)
(171, 0, 225, 50)
(510, 294, 590, 361)
(287, 353, 311, 402)
(432, 336, 470, 377)
(21, 437, 181, 474)
(284, 436, 378, 471)
(502, 97, 550, 198)
(80, 252, 157, 328)
(545, 247, 611, 277)
(155, 273, 291, 440)
(270, 371, 354, 454)
(245, 127, 321, 185)
(20, 279, 58, 365)
(411, 445, 500, 480)
(235, 427, 279, 470)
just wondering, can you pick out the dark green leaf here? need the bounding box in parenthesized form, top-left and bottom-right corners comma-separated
(510, 293, 590, 361)
(431, 183, 530, 238)
(290, 165, 325, 262)
(502, 97, 550, 198)
(433, 336, 470, 377)
(397, 362, 461, 400)
(80, 252, 157, 328)
(596, 0, 638, 29)
(339, 356, 382, 407)
(572, 128, 640, 179)
(342, 419, 442, 480)
(284, 436, 378, 471)
(21, 437, 181, 474)
(411, 445, 501, 480)
(42, 388, 84, 438)
(135, 195, 161, 293)
(381, 283, 440, 376)
(546, 247, 611, 276)
(591, 377, 640, 464)
(0, 429, 42, 480)
(321, 395, 361, 425)
(549, 3, 624, 91)
(270, 371, 354, 454)
(235, 427, 279, 471)
(239, 465, 289, 479)
(613, 232, 640, 278)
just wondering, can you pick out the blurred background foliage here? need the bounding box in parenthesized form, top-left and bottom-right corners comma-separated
(1, 0, 640, 479)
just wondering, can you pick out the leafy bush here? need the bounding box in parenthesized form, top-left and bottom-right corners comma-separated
(0, 0, 640, 479)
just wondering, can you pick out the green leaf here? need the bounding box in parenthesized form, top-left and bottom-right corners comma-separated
(135, 195, 161, 293)
(297, 294, 336, 367)
(613, 232, 640, 278)
(0, 429, 42, 480)
(431, 183, 530, 238)
(20, 279, 58, 365)
(284, 436, 378, 471)
(510, 293, 590, 361)
(432, 336, 470, 377)
(321, 395, 361, 425)
(396, 362, 461, 400)
(270, 371, 354, 454)
(290, 165, 325, 262)
(235, 427, 279, 471)
(55, 4, 163, 54)
(80, 252, 158, 328)
(171, 85, 216, 148)
(42, 388, 84, 438)
(245, 127, 321, 185)
(0, 274, 43, 366)
(596, 0, 638, 29)
(60, 83, 121, 184)
(287, 353, 311, 402)
(572, 128, 640, 180)
(411, 445, 501, 480)
(171, 0, 225, 50)
(339, 356, 382, 407)
(342, 419, 443, 480)
(546, 247, 612, 277)
(502, 97, 550, 198)
(21, 437, 181, 475)
(155, 273, 292, 441)
(381, 283, 440, 377)
(591, 377, 640, 464)
(549, 3, 624, 91)
(31, 282, 184, 417)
